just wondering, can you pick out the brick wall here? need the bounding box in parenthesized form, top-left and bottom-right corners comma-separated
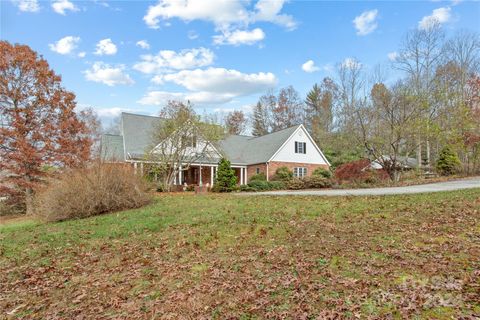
(246, 163, 267, 182)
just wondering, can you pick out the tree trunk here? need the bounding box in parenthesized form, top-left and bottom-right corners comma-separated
(25, 187, 34, 216)
(417, 139, 422, 169)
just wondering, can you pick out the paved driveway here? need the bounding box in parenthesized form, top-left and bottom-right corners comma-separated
(238, 177, 480, 197)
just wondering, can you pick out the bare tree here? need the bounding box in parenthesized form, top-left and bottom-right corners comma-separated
(225, 110, 247, 135)
(336, 58, 365, 135)
(146, 101, 224, 191)
(394, 21, 445, 168)
(356, 82, 422, 181)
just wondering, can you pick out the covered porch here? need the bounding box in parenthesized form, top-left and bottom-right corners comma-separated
(174, 164, 248, 186)
(129, 161, 247, 187)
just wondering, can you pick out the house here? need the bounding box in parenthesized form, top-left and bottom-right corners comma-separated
(101, 112, 330, 186)
(369, 155, 418, 170)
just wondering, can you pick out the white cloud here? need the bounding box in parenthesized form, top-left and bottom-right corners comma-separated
(419, 7, 451, 30)
(136, 40, 150, 50)
(252, 0, 296, 30)
(78, 51, 86, 58)
(52, 0, 79, 15)
(95, 107, 134, 118)
(161, 67, 277, 95)
(133, 47, 214, 74)
(139, 67, 277, 105)
(143, 0, 296, 30)
(49, 36, 80, 55)
(138, 91, 234, 105)
(353, 9, 378, 36)
(213, 28, 265, 46)
(342, 57, 362, 69)
(12, 0, 40, 12)
(94, 38, 118, 56)
(84, 62, 134, 86)
(301, 60, 320, 73)
(387, 51, 398, 61)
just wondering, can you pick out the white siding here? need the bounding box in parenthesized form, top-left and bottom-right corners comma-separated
(270, 127, 328, 165)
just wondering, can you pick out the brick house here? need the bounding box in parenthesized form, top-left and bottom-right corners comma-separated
(101, 112, 330, 186)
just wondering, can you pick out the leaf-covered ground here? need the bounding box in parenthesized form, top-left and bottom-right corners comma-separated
(1, 190, 479, 319)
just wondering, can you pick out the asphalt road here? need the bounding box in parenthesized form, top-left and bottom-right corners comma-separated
(238, 177, 480, 197)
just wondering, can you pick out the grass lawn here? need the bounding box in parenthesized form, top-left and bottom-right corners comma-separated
(1, 190, 479, 319)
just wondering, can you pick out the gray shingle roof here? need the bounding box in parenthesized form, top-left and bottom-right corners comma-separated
(121, 113, 162, 159)
(100, 134, 125, 161)
(219, 125, 300, 164)
(101, 112, 300, 165)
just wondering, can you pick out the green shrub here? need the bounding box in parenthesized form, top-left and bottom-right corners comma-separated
(212, 158, 238, 192)
(267, 181, 285, 190)
(240, 185, 257, 192)
(247, 180, 271, 191)
(249, 173, 266, 182)
(273, 166, 293, 181)
(243, 180, 285, 192)
(436, 145, 461, 176)
(312, 167, 332, 179)
(285, 178, 306, 190)
(303, 176, 333, 189)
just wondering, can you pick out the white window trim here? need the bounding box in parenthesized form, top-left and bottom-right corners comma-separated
(293, 167, 307, 178)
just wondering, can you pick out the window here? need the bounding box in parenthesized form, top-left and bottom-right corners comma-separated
(295, 141, 306, 154)
(293, 167, 307, 178)
(181, 135, 197, 148)
(256, 167, 260, 174)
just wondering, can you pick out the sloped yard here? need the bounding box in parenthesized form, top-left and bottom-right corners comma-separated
(1, 190, 479, 318)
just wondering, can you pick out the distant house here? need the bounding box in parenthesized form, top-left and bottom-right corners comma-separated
(101, 112, 330, 186)
(369, 155, 418, 170)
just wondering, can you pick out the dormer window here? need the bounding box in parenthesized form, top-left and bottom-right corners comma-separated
(182, 135, 197, 148)
(295, 141, 306, 154)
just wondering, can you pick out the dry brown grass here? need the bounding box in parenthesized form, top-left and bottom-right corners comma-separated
(34, 163, 152, 222)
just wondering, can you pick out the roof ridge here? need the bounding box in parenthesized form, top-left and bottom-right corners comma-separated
(248, 124, 301, 140)
(121, 112, 160, 119)
(102, 133, 123, 137)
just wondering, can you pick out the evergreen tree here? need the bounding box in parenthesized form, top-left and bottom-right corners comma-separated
(251, 102, 269, 137)
(436, 145, 461, 176)
(213, 158, 237, 192)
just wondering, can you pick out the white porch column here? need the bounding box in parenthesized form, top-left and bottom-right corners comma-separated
(140, 162, 144, 176)
(179, 165, 183, 185)
(210, 166, 214, 186)
(199, 165, 203, 186)
(133, 162, 138, 174)
(240, 167, 244, 185)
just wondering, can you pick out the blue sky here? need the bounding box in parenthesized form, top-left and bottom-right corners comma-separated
(2, 0, 479, 124)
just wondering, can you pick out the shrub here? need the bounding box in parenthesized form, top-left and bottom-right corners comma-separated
(436, 145, 461, 176)
(273, 166, 293, 181)
(312, 167, 332, 179)
(240, 185, 257, 192)
(247, 180, 271, 191)
(303, 176, 333, 189)
(249, 173, 266, 182)
(212, 158, 237, 192)
(35, 163, 152, 222)
(268, 181, 285, 190)
(243, 180, 285, 192)
(285, 178, 306, 190)
(335, 159, 388, 184)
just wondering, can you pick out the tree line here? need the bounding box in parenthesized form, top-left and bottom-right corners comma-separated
(224, 22, 480, 180)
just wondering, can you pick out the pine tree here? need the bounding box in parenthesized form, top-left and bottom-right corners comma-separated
(436, 145, 461, 176)
(213, 158, 237, 192)
(251, 102, 269, 137)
